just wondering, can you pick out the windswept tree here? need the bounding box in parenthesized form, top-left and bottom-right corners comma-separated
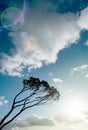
(0, 77, 60, 130)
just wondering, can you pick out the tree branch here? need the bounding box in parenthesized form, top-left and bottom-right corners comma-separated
(0, 88, 29, 126)
(0, 109, 23, 130)
(15, 91, 35, 104)
(0, 77, 60, 130)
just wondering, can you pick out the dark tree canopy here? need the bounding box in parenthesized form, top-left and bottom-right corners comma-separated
(0, 77, 60, 130)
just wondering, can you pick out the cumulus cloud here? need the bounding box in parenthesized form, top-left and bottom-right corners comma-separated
(2, 113, 88, 130)
(53, 78, 63, 83)
(0, 96, 8, 106)
(1, 7, 88, 77)
(26, 115, 55, 126)
(3, 115, 55, 130)
(71, 64, 88, 77)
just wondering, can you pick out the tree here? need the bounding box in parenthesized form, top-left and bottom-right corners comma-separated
(0, 77, 60, 130)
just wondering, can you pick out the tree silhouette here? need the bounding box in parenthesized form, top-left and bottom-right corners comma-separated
(0, 77, 60, 130)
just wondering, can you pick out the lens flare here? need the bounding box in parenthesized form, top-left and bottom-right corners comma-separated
(1, 7, 24, 31)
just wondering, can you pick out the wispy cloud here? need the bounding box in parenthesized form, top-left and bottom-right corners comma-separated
(1, 6, 88, 77)
(71, 64, 88, 78)
(53, 78, 63, 83)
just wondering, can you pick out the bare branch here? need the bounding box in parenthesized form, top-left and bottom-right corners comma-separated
(15, 91, 36, 104)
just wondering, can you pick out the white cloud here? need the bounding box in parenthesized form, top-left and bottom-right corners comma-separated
(0, 96, 5, 100)
(78, 7, 88, 30)
(71, 64, 88, 78)
(53, 78, 63, 83)
(0, 96, 8, 106)
(4, 100, 9, 104)
(1, 7, 88, 77)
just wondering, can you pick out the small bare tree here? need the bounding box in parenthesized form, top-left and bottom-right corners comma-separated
(0, 77, 60, 129)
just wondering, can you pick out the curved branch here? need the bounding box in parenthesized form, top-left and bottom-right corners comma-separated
(14, 99, 40, 108)
(0, 89, 23, 126)
(0, 88, 28, 126)
(0, 109, 23, 130)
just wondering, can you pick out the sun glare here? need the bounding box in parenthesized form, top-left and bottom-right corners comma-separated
(63, 98, 85, 119)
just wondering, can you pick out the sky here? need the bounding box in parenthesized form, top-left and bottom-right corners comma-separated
(0, 0, 88, 130)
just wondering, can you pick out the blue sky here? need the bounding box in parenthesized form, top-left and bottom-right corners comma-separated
(1, 0, 88, 130)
